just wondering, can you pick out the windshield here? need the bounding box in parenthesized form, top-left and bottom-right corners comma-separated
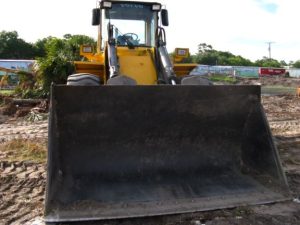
(103, 3, 157, 47)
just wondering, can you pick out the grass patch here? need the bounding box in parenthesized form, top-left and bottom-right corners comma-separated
(0, 139, 47, 163)
(261, 85, 296, 95)
(0, 89, 14, 96)
(209, 74, 237, 84)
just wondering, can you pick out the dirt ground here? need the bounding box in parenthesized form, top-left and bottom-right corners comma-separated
(0, 80, 300, 225)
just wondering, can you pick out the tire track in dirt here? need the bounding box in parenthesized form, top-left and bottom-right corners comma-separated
(0, 161, 46, 225)
(275, 135, 300, 197)
(263, 95, 300, 200)
(7, 207, 37, 225)
(270, 120, 300, 136)
(0, 116, 47, 224)
(0, 120, 48, 143)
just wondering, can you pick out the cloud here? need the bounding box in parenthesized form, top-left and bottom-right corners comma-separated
(255, 0, 278, 13)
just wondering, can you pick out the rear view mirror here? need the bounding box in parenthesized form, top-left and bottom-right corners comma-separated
(161, 9, 169, 26)
(92, 8, 101, 26)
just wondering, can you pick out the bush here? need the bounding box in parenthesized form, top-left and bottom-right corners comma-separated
(14, 86, 47, 99)
(14, 70, 48, 99)
(36, 55, 75, 92)
(35, 35, 95, 94)
(35, 38, 76, 93)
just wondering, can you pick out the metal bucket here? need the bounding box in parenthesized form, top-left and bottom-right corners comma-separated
(45, 85, 290, 223)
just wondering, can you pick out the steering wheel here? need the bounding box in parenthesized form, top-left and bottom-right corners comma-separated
(123, 33, 139, 41)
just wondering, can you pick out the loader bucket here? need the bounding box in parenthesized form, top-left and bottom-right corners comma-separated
(45, 85, 290, 223)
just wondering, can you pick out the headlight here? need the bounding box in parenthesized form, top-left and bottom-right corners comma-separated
(176, 48, 188, 56)
(152, 4, 161, 11)
(82, 46, 93, 53)
(101, 1, 112, 9)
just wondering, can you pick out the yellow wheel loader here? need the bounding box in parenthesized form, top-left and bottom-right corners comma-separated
(45, 0, 290, 223)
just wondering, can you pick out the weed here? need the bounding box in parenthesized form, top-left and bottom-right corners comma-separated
(233, 206, 254, 216)
(0, 139, 47, 163)
(26, 111, 48, 122)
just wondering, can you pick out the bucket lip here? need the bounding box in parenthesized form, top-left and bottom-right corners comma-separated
(45, 195, 291, 223)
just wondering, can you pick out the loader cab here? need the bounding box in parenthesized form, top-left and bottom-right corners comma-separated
(93, 1, 166, 49)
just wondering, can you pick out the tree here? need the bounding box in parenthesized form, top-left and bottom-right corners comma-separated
(63, 34, 96, 61)
(33, 37, 54, 58)
(227, 55, 253, 66)
(280, 60, 287, 67)
(254, 57, 281, 67)
(0, 31, 36, 59)
(194, 51, 218, 65)
(292, 60, 300, 68)
(194, 43, 254, 66)
(198, 43, 213, 53)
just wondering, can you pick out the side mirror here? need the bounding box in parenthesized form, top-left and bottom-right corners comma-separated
(92, 8, 101, 26)
(161, 9, 169, 26)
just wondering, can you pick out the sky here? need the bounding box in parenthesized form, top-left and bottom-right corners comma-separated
(0, 0, 300, 62)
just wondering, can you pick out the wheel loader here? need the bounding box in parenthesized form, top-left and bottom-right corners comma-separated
(45, 0, 290, 223)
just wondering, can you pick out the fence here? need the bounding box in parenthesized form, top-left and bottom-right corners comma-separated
(288, 69, 300, 78)
(190, 65, 260, 78)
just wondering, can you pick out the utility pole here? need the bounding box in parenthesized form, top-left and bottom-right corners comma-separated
(266, 42, 275, 59)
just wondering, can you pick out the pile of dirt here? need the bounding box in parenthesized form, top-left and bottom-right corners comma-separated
(0, 97, 48, 120)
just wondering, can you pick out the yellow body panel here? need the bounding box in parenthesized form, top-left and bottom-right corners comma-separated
(173, 63, 197, 77)
(117, 47, 157, 85)
(74, 61, 106, 83)
(76, 51, 196, 82)
(77, 46, 158, 85)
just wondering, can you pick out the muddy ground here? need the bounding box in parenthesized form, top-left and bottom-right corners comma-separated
(0, 81, 300, 224)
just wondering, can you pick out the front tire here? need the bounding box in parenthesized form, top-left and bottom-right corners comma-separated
(107, 75, 137, 85)
(67, 73, 100, 86)
(181, 75, 213, 85)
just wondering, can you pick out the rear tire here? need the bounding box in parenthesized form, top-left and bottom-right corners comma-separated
(67, 73, 100, 86)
